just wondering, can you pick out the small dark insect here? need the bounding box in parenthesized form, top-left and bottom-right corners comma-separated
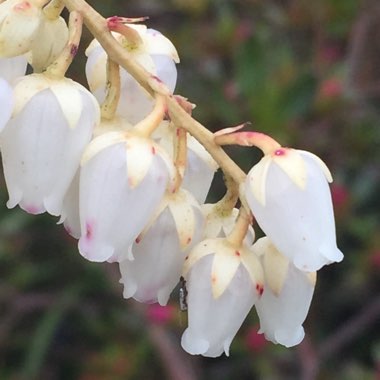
(179, 276, 188, 311)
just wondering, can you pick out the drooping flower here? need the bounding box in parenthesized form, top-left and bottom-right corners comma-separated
(252, 237, 316, 347)
(0, 73, 100, 215)
(0, 0, 43, 58)
(59, 117, 133, 239)
(0, 77, 13, 131)
(245, 147, 343, 272)
(78, 130, 176, 263)
(119, 189, 204, 305)
(181, 238, 264, 357)
(86, 26, 179, 124)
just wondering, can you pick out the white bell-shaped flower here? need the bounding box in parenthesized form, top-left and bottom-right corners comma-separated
(154, 122, 218, 203)
(59, 118, 133, 239)
(181, 238, 264, 357)
(119, 189, 204, 305)
(27, 14, 68, 72)
(0, 55, 27, 83)
(78, 130, 176, 263)
(0, 77, 13, 131)
(252, 237, 316, 347)
(0, 0, 43, 58)
(0, 73, 100, 215)
(245, 147, 343, 271)
(86, 26, 179, 124)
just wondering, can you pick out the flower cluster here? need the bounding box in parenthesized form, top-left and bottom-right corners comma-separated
(0, 0, 343, 357)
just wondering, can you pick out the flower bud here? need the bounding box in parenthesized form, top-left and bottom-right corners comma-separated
(0, 0, 43, 58)
(245, 148, 343, 271)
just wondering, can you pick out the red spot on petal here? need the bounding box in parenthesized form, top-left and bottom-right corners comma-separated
(256, 283, 264, 296)
(187, 237, 192, 244)
(135, 236, 141, 244)
(235, 250, 241, 257)
(185, 256, 189, 260)
(274, 149, 285, 156)
(211, 276, 217, 283)
(176, 128, 180, 136)
(151, 146, 156, 155)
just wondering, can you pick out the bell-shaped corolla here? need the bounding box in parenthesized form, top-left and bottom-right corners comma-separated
(0, 73, 100, 215)
(59, 117, 133, 239)
(119, 189, 204, 305)
(252, 237, 316, 347)
(0, 0, 43, 58)
(78, 130, 176, 263)
(85, 26, 179, 124)
(245, 147, 343, 272)
(181, 238, 264, 357)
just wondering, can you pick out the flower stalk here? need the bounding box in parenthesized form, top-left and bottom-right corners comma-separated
(45, 10, 82, 78)
(43, 0, 65, 20)
(100, 58, 121, 120)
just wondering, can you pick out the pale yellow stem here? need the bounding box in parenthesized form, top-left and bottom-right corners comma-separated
(226, 207, 252, 247)
(172, 126, 187, 192)
(43, 0, 64, 20)
(133, 95, 166, 138)
(212, 175, 239, 216)
(100, 58, 120, 120)
(45, 11, 82, 78)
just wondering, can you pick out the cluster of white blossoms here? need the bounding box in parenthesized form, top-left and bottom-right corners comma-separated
(0, 0, 343, 357)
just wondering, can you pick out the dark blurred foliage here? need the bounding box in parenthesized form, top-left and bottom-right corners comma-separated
(1, 0, 380, 379)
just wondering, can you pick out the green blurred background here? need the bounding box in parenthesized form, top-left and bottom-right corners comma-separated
(1, 0, 379, 379)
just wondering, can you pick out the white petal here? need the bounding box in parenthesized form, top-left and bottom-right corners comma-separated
(245, 151, 343, 271)
(0, 55, 27, 83)
(181, 255, 258, 357)
(0, 87, 96, 215)
(255, 262, 315, 347)
(0, 77, 13, 131)
(78, 143, 169, 262)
